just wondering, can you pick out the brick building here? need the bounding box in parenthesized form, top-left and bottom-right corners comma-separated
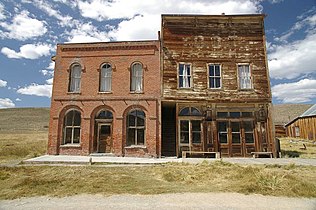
(48, 14, 275, 157)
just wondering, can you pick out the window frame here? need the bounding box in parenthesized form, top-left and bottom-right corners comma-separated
(208, 63, 222, 89)
(237, 64, 253, 90)
(68, 63, 82, 93)
(126, 109, 146, 146)
(130, 62, 144, 93)
(62, 109, 81, 145)
(178, 62, 192, 89)
(99, 63, 112, 93)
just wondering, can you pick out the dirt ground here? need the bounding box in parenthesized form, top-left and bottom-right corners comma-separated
(1, 193, 315, 210)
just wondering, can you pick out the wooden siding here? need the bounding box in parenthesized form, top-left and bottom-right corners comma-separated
(161, 15, 271, 103)
(286, 116, 316, 140)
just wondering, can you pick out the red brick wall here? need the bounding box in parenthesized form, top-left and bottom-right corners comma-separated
(48, 41, 161, 157)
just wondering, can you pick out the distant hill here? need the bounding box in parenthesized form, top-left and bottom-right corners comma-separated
(273, 104, 313, 125)
(0, 108, 50, 132)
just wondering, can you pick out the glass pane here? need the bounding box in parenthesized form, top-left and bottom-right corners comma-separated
(191, 120, 201, 131)
(243, 121, 254, 132)
(242, 112, 253, 117)
(179, 64, 184, 75)
(73, 111, 81, 126)
(245, 133, 254, 143)
(74, 78, 81, 92)
(137, 114, 145, 126)
(192, 132, 201, 143)
(180, 120, 189, 131)
(100, 125, 110, 135)
(135, 77, 142, 91)
(218, 121, 227, 132)
(219, 133, 227, 144)
(215, 78, 221, 88)
(97, 110, 113, 119)
(209, 65, 215, 76)
(187, 75, 191, 87)
(132, 63, 142, 76)
(65, 111, 73, 126)
(72, 65, 81, 77)
(230, 112, 241, 118)
(210, 78, 215, 88)
(186, 65, 191, 76)
(215, 65, 220, 76)
(64, 128, 72, 144)
(73, 128, 80, 143)
(191, 107, 202, 116)
(128, 111, 136, 127)
(217, 112, 228, 118)
(137, 129, 145, 145)
(231, 122, 240, 132)
(127, 128, 135, 146)
(232, 133, 241, 144)
(180, 132, 189, 143)
(179, 76, 183, 87)
(179, 107, 190, 116)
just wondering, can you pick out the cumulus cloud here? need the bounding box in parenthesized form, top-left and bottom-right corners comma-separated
(40, 61, 55, 76)
(1, 43, 52, 59)
(0, 79, 7, 87)
(17, 83, 52, 98)
(0, 3, 5, 20)
(0, 98, 15, 109)
(272, 79, 316, 103)
(77, 0, 260, 41)
(0, 10, 47, 40)
(66, 22, 110, 43)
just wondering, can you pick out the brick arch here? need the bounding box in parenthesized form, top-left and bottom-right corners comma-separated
(122, 104, 148, 118)
(90, 105, 115, 120)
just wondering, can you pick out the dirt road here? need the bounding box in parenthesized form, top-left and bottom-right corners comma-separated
(1, 193, 315, 210)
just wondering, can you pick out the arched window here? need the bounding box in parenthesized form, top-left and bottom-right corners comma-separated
(179, 107, 202, 145)
(63, 110, 81, 144)
(179, 107, 202, 116)
(130, 63, 143, 92)
(69, 64, 82, 92)
(96, 110, 113, 120)
(100, 63, 112, 92)
(126, 109, 145, 146)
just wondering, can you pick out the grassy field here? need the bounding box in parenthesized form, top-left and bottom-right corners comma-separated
(1, 162, 316, 199)
(0, 107, 316, 199)
(280, 137, 316, 158)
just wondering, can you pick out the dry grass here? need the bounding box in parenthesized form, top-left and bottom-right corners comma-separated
(279, 138, 316, 158)
(0, 162, 315, 199)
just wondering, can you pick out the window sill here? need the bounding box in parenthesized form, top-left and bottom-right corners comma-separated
(98, 91, 112, 94)
(208, 88, 222, 90)
(125, 145, 146, 149)
(60, 144, 81, 148)
(238, 89, 254, 91)
(67, 92, 81, 95)
(178, 87, 193, 90)
(130, 91, 144, 94)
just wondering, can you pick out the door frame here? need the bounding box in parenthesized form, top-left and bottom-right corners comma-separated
(97, 123, 112, 153)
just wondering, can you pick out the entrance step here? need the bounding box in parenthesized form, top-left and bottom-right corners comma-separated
(90, 153, 115, 157)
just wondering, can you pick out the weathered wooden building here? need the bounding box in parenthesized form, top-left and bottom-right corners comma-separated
(161, 14, 275, 157)
(285, 104, 316, 140)
(48, 14, 275, 157)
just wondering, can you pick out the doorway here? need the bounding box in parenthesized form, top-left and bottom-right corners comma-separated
(97, 124, 112, 153)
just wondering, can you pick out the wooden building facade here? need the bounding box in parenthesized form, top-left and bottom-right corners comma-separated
(285, 104, 316, 140)
(161, 15, 275, 157)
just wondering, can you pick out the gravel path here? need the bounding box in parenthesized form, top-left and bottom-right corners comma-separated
(1, 193, 315, 210)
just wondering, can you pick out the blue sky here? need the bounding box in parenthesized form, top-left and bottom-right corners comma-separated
(0, 0, 315, 108)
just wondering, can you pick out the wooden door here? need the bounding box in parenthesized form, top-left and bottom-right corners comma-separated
(97, 124, 112, 153)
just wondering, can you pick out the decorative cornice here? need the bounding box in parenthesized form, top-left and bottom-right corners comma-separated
(61, 45, 158, 52)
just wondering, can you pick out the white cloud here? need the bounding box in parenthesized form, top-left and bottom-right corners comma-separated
(0, 98, 15, 109)
(268, 0, 284, 4)
(0, 3, 5, 20)
(77, 0, 260, 41)
(0, 10, 47, 40)
(40, 61, 55, 76)
(17, 83, 52, 98)
(0, 79, 7, 87)
(15, 98, 22, 102)
(46, 78, 53, 85)
(22, 0, 75, 27)
(272, 79, 316, 103)
(66, 22, 110, 43)
(1, 43, 52, 59)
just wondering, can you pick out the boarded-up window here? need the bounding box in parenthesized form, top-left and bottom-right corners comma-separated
(63, 110, 81, 144)
(179, 63, 191, 88)
(295, 126, 300, 137)
(209, 64, 221, 88)
(100, 63, 112, 92)
(238, 64, 252, 89)
(69, 64, 82, 92)
(131, 63, 143, 92)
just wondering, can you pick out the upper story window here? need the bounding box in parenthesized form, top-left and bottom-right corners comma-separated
(130, 63, 143, 92)
(179, 63, 191, 88)
(69, 64, 82, 93)
(100, 63, 112, 92)
(238, 64, 252, 89)
(208, 64, 221, 89)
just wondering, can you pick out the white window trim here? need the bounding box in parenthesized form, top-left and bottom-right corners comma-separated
(178, 62, 192, 89)
(207, 63, 222, 89)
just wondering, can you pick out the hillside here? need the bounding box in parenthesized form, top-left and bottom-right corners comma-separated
(272, 104, 313, 125)
(0, 108, 50, 132)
